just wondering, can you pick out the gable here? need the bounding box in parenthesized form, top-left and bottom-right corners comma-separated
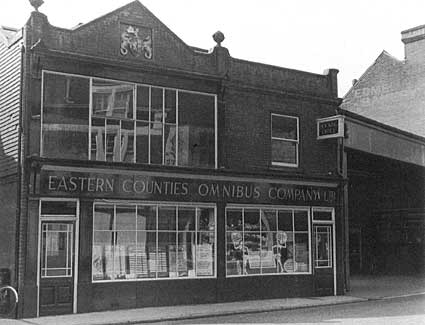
(31, 1, 217, 75)
(341, 51, 425, 138)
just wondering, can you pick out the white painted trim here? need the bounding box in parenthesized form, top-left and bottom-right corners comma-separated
(270, 113, 299, 168)
(312, 207, 337, 296)
(91, 201, 217, 283)
(224, 205, 312, 277)
(40, 71, 45, 157)
(37, 198, 79, 316)
(214, 95, 218, 169)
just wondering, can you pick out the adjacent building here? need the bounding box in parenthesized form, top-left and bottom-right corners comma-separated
(0, 1, 344, 318)
(341, 25, 425, 276)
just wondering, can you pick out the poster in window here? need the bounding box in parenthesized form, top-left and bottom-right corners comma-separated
(92, 245, 105, 280)
(196, 244, 213, 276)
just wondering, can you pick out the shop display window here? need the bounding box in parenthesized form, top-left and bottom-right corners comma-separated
(41, 71, 216, 168)
(226, 206, 310, 276)
(271, 113, 299, 167)
(92, 202, 216, 282)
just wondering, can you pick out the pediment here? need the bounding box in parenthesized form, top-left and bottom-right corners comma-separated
(36, 1, 217, 75)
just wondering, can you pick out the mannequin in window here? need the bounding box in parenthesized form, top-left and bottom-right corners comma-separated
(273, 231, 288, 273)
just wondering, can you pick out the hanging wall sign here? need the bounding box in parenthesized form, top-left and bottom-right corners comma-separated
(317, 115, 344, 140)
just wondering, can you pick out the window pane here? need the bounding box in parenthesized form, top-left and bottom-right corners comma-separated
(164, 124, 176, 166)
(177, 231, 195, 277)
(294, 233, 310, 272)
(244, 232, 260, 274)
(92, 79, 133, 119)
(261, 210, 277, 232)
(116, 231, 136, 279)
(136, 121, 149, 163)
(226, 209, 242, 231)
(178, 207, 195, 231)
(116, 205, 136, 230)
(260, 232, 276, 274)
(158, 206, 176, 230)
(91, 118, 105, 161)
(197, 208, 215, 231)
(136, 85, 150, 121)
(244, 209, 260, 231)
(121, 120, 135, 163)
(42, 223, 73, 277)
(294, 210, 308, 231)
(178, 92, 215, 168)
(105, 119, 120, 162)
(94, 204, 114, 230)
(41, 201, 77, 215)
(165, 89, 176, 123)
(128, 233, 150, 278)
(151, 87, 163, 123)
(272, 139, 297, 165)
(313, 210, 333, 221)
(272, 115, 297, 140)
(316, 227, 332, 267)
(196, 232, 214, 276)
(92, 231, 113, 280)
(283, 232, 295, 273)
(42, 73, 89, 159)
(278, 210, 293, 231)
(158, 232, 176, 278)
(226, 231, 244, 276)
(137, 205, 156, 230)
(150, 122, 163, 164)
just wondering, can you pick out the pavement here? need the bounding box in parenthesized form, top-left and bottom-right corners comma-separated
(1, 275, 424, 325)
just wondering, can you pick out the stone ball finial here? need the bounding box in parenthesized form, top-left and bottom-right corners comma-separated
(29, 0, 44, 11)
(213, 31, 225, 47)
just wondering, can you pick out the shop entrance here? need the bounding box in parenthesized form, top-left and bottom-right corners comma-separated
(38, 200, 79, 316)
(39, 221, 75, 316)
(312, 208, 336, 296)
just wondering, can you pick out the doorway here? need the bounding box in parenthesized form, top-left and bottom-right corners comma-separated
(38, 200, 79, 316)
(312, 208, 336, 296)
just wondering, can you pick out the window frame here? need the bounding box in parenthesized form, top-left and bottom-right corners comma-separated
(40, 70, 218, 169)
(270, 113, 299, 168)
(225, 204, 311, 278)
(91, 200, 217, 283)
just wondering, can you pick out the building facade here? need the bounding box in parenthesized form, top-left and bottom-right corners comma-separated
(0, 1, 344, 318)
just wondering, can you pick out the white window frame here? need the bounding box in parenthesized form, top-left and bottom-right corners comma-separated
(40, 70, 218, 169)
(312, 206, 337, 296)
(225, 204, 311, 278)
(271, 113, 299, 168)
(37, 198, 80, 316)
(91, 200, 217, 283)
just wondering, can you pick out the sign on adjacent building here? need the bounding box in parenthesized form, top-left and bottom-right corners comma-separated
(317, 115, 344, 140)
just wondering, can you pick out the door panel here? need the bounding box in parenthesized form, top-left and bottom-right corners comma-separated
(313, 224, 334, 296)
(39, 222, 74, 316)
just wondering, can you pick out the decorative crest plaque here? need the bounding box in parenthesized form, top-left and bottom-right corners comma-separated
(120, 24, 152, 59)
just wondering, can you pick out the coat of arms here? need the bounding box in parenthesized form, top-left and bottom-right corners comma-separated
(120, 24, 152, 59)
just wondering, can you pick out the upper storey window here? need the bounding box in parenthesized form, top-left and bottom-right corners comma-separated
(271, 114, 299, 167)
(41, 71, 217, 168)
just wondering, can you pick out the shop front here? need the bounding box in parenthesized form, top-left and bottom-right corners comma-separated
(28, 164, 340, 315)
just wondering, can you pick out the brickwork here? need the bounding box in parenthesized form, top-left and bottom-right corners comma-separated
(342, 50, 425, 138)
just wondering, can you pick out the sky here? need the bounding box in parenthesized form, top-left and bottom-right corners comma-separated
(2, 0, 425, 96)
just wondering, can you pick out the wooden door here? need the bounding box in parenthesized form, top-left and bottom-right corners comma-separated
(39, 221, 74, 316)
(313, 224, 335, 296)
